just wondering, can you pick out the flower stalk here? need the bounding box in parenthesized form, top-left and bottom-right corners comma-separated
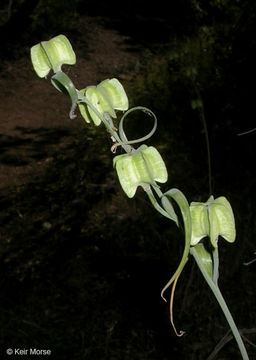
(30, 34, 250, 359)
(190, 246, 249, 360)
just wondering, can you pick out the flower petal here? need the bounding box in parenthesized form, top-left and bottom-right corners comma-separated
(98, 78, 129, 111)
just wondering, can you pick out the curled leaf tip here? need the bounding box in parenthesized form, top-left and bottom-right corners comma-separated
(161, 291, 168, 302)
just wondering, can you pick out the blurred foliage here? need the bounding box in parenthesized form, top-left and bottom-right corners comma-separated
(29, 0, 79, 36)
(125, 0, 256, 197)
(0, 0, 79, 58)
(0, 0, 79, 28)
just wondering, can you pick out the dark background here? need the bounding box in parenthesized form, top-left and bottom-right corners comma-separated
(0, 0, 255, 359)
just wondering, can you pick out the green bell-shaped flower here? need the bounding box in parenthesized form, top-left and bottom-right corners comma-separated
(31, 34, 76, 78)
(97, 78, 129, 111)
(113, 145, 168, 198)
(78, 78, 128, 126)
(78, 86, 116, 126)
(190, 196, 236, 248)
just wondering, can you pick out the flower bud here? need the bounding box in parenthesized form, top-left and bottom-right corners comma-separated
(113, 145, 168, 198)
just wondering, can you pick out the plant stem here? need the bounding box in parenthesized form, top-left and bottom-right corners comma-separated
(212, 246, 219, 285)
(190, 246, 249, 360)
(146, 187, 173, 220)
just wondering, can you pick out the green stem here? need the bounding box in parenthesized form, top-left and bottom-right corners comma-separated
(78, 93, 159, 155)
(212, 246, 219, 285)
(145, 186, 175, 221)
(77, 91, 132, 153)
(51, 71, 78, 119)
(190, 246, 249, 360)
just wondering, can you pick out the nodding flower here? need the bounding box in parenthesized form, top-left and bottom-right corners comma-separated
(78, 78, 128, 126)
(31, 34, 76, 78)
(113, 145, 168, 198)
(190, 196, 236, 248)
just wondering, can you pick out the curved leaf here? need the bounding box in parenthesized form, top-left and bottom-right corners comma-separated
(160, 189, 192, 300)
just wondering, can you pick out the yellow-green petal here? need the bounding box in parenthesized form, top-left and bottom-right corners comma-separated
(114, 154, 140, 198)
(190, 202, 209, 245)
(30, 43, 52, 78)
(30, 34, 76, 78)
(97, 78, 129, 111)
(141, 146, 168, 183)
(210, 197, 236, 246)
(41, 34, 76, 73)
(86, 86, 116, 126)
(77, 89, 92, 123)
